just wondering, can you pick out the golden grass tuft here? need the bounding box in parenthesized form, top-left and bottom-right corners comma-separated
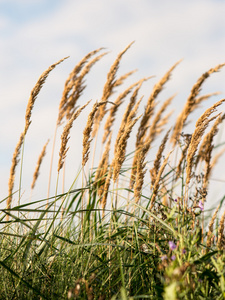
(8, 57, 68, 212)
(31, 139, 49, 190)
(149, 151, 172, 210)
(58, 101, 90, 172)
(206, 204, 220, 250)
(7, 132, 25, 210)
(57, 49, 103, 126)
(136, 60, 181, 146)
(186, 99, 225, 185)
(82, 102, 101, 167)
(171, 63, 225, 145)
(92, 42, 135, 137)
(217, 209, 225, 250)
(150, 129, 171, 187)
(94, 133, 112, 199)
(102, 78, 148, 144)
(113, 114, 142, 182)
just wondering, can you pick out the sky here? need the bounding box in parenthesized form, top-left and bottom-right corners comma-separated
(1, 0, 225, 209)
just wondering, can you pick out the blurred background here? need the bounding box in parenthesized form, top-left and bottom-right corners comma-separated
(1, 0, 225, 209)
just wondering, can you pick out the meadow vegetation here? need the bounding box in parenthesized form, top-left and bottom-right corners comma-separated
(2, 43, 225, 299)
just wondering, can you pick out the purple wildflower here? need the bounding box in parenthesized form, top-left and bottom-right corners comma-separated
(169, 241, 176, 251)
(171, 255, 176, 261)
(182, 248, 186, 254)
(198, 201, 204, 211)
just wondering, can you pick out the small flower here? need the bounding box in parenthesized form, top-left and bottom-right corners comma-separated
(171, 255, 176, 261)
(182, 248, 186, 254)
(169, 241, 176, 251)
(174, 198, 178, 202)
(198, 201, 204, 211)
(161, 255, 168, 261)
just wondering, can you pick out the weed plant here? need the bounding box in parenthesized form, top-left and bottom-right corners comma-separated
(2, 43, 225, 299)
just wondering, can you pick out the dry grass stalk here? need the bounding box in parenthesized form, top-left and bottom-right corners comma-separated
(186, 99, 225, 185)
(133, 144, 148, 203)
(31, 140, 49, 189)
(113, 70, 137, 87)
(190, 92, 221, 114)
(129, 96, 173, 190)
(176, 134, 192, 180)
(113, 115, 142, 182)
(102, 78, 148, 144)
(8, 57, 68, 211)
(146, 95, 175, 143)
(57, 48, 103, 125)
(201, 114, 225, 194)
(206, 204, 220, 249)
(25, 56, 68, 132)
(82, 102, 101, 167)
(171, 63, 225, 145)
(136, 60, 181, 146)
(196, 113, 225, 166)
(149, 151, 172, 210)
(94, 134, 112, 198)
(217, 209, 225, 249)
(58, 101, 90, 172)
(150, 129, 171, 186)
(65, 52, 108, 121)
(92, 42, 134, 137)
(114, 84, 144, 155)
(7, 132, 25, 210)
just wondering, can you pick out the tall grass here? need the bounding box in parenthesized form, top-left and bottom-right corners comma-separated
(3, 44, 225, 299)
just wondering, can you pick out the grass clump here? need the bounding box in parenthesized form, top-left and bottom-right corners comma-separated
(3, 44, 225, 299)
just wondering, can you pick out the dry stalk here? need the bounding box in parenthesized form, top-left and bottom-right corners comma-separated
(149, 151, 172, 210)
(202, 114, 225, 194)
(57, 48, 103, 125)
(7, 132, 25, 210)
(190, 92, 221, 114)
(186, 99, 225, 185)
(171, 63, 225, 145)
(114, 70, 137, 87)
(113, 115, 142, 182)
(114, 83, 144, 155)
(8, 57, 67, 211)
(31, 140, 49, 189)
(133, 144, 148, 203)
(92, 42, 134, 137)
(147, 95, 175, 144)
(130, 95, 173, 190)
(102, 78, 148, 144)
(150, 129, 171, 186)
(136, 60, 181, 146)
(58, 101, 90, 172)
(94, 134, 112, 198)
(176, 134, 192, 180)
(217, 209, 225, 249)
(66, 52, 108, 121)
(206, 204, 220, 249)
(82, 102, 101, 167)
(25, 56, 68, 132)
(196, 113, 225, 166)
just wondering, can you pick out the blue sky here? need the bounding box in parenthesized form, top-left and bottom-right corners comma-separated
(1, 0, 225, 206)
